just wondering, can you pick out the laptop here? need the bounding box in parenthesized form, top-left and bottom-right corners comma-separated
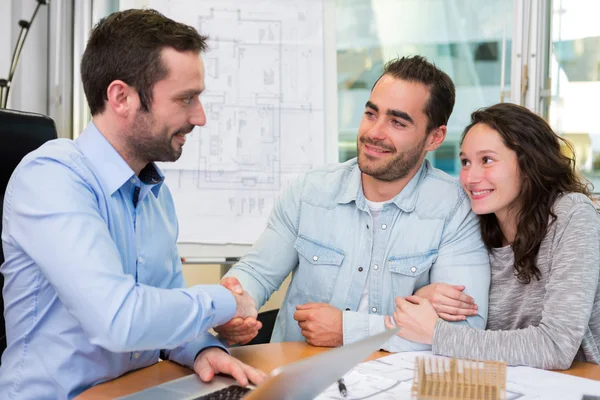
(117, 327, 399, 400)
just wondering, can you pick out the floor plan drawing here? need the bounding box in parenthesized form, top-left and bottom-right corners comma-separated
(149, 0, 329, 244)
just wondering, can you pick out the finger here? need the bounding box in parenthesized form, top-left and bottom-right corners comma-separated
(242, 364, 268, 385)
(451, 285, 466, 291)
(440, 287, 475, 306)
(224, 360, 249, 387)
(195, 357, 216, 382)
(384, 315, 395, 330)
(435, 304, 478, 316)
(394, 296, 410, 309)
(405, 295, 425, 305)
(242, 317, 260, 328)
(220, 277, 243, 294)
(434, 296, 476, 310)
(297, 320, 310, 330)
(293, 310, 311, 322)
(295, 302, 322, 310)
(235, 333, 259, 345)
(220, 328, 260, 342)
(438, 312, 467, 322)
(217, 318, 245, 329)
(300, 329, 312, 339)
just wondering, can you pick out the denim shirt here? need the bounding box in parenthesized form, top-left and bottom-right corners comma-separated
(226, 158, 490, 352)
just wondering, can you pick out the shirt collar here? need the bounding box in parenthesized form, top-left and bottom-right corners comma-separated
(337, 158, 429, 213)
(76, 121, 164, 196)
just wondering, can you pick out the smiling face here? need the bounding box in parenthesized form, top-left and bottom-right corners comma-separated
(459, 123, 521, 220)
(126, 47, 207, 164)
(357, 75, 436, 182)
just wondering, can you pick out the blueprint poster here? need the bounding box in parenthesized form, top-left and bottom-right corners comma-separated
(149, 0, 328, 244)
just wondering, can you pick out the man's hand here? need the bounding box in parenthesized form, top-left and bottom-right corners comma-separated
(293, 302, 342, 347)
(414, 283, 478, 321)
(384, 296, 439, 344)
(214, 277, 261, 345)
(193, 347, 267, 387)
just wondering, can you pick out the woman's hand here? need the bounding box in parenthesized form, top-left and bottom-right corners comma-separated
(414, 283, 478, 321)
(384, 295, 439, 344)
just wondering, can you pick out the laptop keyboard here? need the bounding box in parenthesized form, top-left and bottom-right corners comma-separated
(192, 385, 252, 400)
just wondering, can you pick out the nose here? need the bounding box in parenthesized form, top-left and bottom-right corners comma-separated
(189, 101, 206, 127)
(465, 164, 484, 185)
(365, 118, 386, 142)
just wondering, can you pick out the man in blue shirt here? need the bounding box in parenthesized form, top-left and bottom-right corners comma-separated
(0, 9, 264, 399)
(217, 56, 491, 352)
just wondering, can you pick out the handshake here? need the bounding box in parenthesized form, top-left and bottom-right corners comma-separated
(215, 277, 262, 345)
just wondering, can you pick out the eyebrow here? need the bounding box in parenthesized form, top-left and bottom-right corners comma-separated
(365, 101, 414, 125)
(176, 88, 204, 98)
(459, 150, 500, 157)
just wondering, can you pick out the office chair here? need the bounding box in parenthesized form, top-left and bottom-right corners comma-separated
(0, 108, 58, 363)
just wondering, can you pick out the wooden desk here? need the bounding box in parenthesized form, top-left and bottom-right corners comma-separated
(77, 342, 600, 399)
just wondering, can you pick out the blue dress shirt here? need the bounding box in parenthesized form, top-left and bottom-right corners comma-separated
(0, 122, 236, 399)
(225, 159, 491, 352)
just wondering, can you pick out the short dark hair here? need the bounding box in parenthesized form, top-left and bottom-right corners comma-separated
(375, 56, 455, 133)
(81, 9, 209, 116)
(461, 103, 592, 283)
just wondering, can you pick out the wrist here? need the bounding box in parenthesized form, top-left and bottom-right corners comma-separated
(194, 346, 226, 363)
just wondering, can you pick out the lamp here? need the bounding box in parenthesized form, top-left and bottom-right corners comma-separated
(0, 0, 50, 109)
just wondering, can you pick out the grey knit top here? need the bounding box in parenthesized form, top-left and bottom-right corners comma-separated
(432, 193, 600, 369)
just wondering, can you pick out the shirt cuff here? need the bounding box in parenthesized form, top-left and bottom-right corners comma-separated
(190, 285, 237, 327)
(171, 333, 229, 368)
(342, 311, 385, 345)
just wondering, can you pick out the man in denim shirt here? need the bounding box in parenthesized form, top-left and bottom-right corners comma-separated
(219, 56, 490, 352)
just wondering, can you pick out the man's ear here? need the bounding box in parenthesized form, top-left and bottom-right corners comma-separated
(425, 125, 447, 152)
(105, 80, 139, 117)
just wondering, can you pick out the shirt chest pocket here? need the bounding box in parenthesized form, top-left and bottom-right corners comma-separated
(387, 251, 438, 296)
(293, 235, 345, 302)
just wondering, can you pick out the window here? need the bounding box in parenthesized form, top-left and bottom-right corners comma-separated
(549, 0, 600, 190)
(336, 0, 514, 176)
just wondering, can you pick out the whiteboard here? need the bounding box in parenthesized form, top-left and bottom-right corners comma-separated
(130, 0, 338, 258)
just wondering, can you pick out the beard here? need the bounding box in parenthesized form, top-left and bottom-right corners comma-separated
(126, 109, 194, 164)
(357, 135, 427, 182)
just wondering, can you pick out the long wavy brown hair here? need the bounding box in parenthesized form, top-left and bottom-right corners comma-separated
(461, 103, 593, 283)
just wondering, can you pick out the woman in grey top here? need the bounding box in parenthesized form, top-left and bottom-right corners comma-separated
(386, 103, 600, 369)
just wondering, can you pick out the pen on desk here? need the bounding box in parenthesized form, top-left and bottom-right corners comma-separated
(337, 378, 347, 397)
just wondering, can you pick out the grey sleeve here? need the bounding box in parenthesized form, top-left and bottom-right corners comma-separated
(432, 203, 600, 369)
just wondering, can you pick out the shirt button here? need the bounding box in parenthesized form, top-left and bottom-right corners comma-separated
(410, 266, 417, 273)
(381, 224, 387, 230)
(373, 264, 379, 270)
(130, 178, 136, 184)
(134, 352, 140, 359)
(371, 307, 377, 313)
(358, 267, 363, 272)
(138, 256, 144, 263)
(313, 255, 319, 261)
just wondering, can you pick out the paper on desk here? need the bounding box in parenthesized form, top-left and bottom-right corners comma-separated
(315, 351, 600, 400)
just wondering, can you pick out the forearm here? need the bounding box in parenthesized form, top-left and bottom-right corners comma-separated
(161, 332, 227, 368)
(432, 320, 578, 369)
(225, 227, 298, 309)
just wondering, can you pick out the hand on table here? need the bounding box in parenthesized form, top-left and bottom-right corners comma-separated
(193, 347, 267, 387)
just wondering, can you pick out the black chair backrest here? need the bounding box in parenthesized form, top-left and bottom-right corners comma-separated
(0, 108, 58, 362)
